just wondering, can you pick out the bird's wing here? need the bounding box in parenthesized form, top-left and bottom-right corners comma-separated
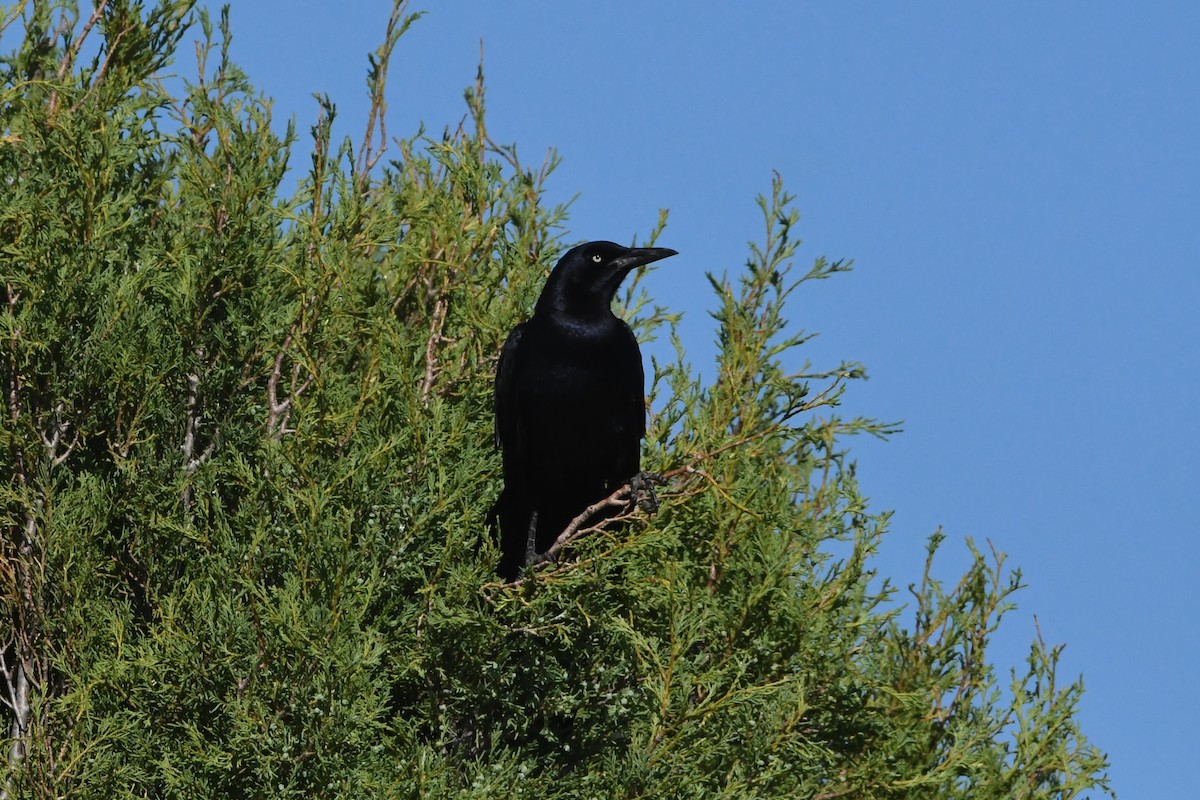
(635, 337, 646, 440)
(613, 322, 647, 479)
(493, 324, 531, 580)
(494, 324, 523, 450)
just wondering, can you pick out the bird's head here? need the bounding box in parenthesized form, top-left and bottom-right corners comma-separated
(536, 240, 678, 318)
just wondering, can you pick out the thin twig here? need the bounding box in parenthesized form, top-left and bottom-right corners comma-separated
(266, 332, 293, 440)
(540, 486, 632, 564)
(420, 295, 448, 407)
(68, 20, 130, 113)
(56, 0, 108, 82)
(494, 485, 637, 588)
(40, 402, 80, 468)
(488, 374, 854, 589)
(355, 0, 411, 189)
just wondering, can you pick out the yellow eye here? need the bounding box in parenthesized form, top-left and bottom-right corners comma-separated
(591, 254, 602, 263)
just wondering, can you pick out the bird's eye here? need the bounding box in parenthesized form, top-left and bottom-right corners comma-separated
(591, 254, 602, 263)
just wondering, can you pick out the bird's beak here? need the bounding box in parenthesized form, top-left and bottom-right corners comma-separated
(610, 247, 678, 273)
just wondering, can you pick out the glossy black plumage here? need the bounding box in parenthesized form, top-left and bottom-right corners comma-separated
(491, 241, 677, 580)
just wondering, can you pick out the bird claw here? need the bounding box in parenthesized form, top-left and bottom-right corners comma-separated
(629, 471, 665, 514)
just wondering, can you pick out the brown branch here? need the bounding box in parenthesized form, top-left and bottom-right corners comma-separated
(5, 285, 25, 489)
(355, 0, 411, 189)
(494, 484, 639, 588)
(266, 332, 294, 440)
(0, 3, 29, 39)
(420, 294, 448, 407)
(68, 20, 131, 114)
(266, 323, 319, 441)
(180, 371, 199, 466)
(491, 431, 807, 589)
(489, 374, 856, 589)
(180, 366, 218, 510)
(417, 231, 459, 408)
(2, 498, 41, 798)
(40, 402, 79, 468)
(55, 0, 108, 83)
(0, 650, 31, 796)
(1, 286, 45, 798)
(540, 485, 633, 565)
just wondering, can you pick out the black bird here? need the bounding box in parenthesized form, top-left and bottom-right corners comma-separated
(491, 240, 678, 580)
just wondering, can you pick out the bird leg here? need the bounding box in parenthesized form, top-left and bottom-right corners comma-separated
(522, 509, 540, 572)
(628, 472, 665, 514)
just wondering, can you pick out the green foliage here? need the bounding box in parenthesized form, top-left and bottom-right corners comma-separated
(0, 2, 1111, 798)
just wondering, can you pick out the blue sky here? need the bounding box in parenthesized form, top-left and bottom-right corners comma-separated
(225, 2, 1198, 794)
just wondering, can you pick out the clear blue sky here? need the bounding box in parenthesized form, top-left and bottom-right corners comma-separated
(226, 2, 1197, 795)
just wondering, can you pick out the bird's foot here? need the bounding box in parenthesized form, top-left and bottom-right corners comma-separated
(629, 471, 665, 514)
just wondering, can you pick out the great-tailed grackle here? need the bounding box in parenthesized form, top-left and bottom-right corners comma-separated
(491, 241, 677, 580)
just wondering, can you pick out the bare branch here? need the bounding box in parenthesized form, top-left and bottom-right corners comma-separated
(68, 19, 131, 114)
(495, 484, 640, 588)
(180, 367, 218, 509)
(266, 332, 294, 440)
(56, 0, 109, 82)
(39, 402, 79, 468)
(420, 294, 448, 408)
(0, 3, 30, 39)
(1, 655, 30, 792)
(355, 0, 412, 189)
(5, 284, 28, 499)
(492, 408, 852, 588)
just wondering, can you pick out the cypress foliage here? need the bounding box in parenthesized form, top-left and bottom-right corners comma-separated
(0, 3, 1111, 797)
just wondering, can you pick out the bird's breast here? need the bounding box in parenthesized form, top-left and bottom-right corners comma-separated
(518, 319, 641, 426)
